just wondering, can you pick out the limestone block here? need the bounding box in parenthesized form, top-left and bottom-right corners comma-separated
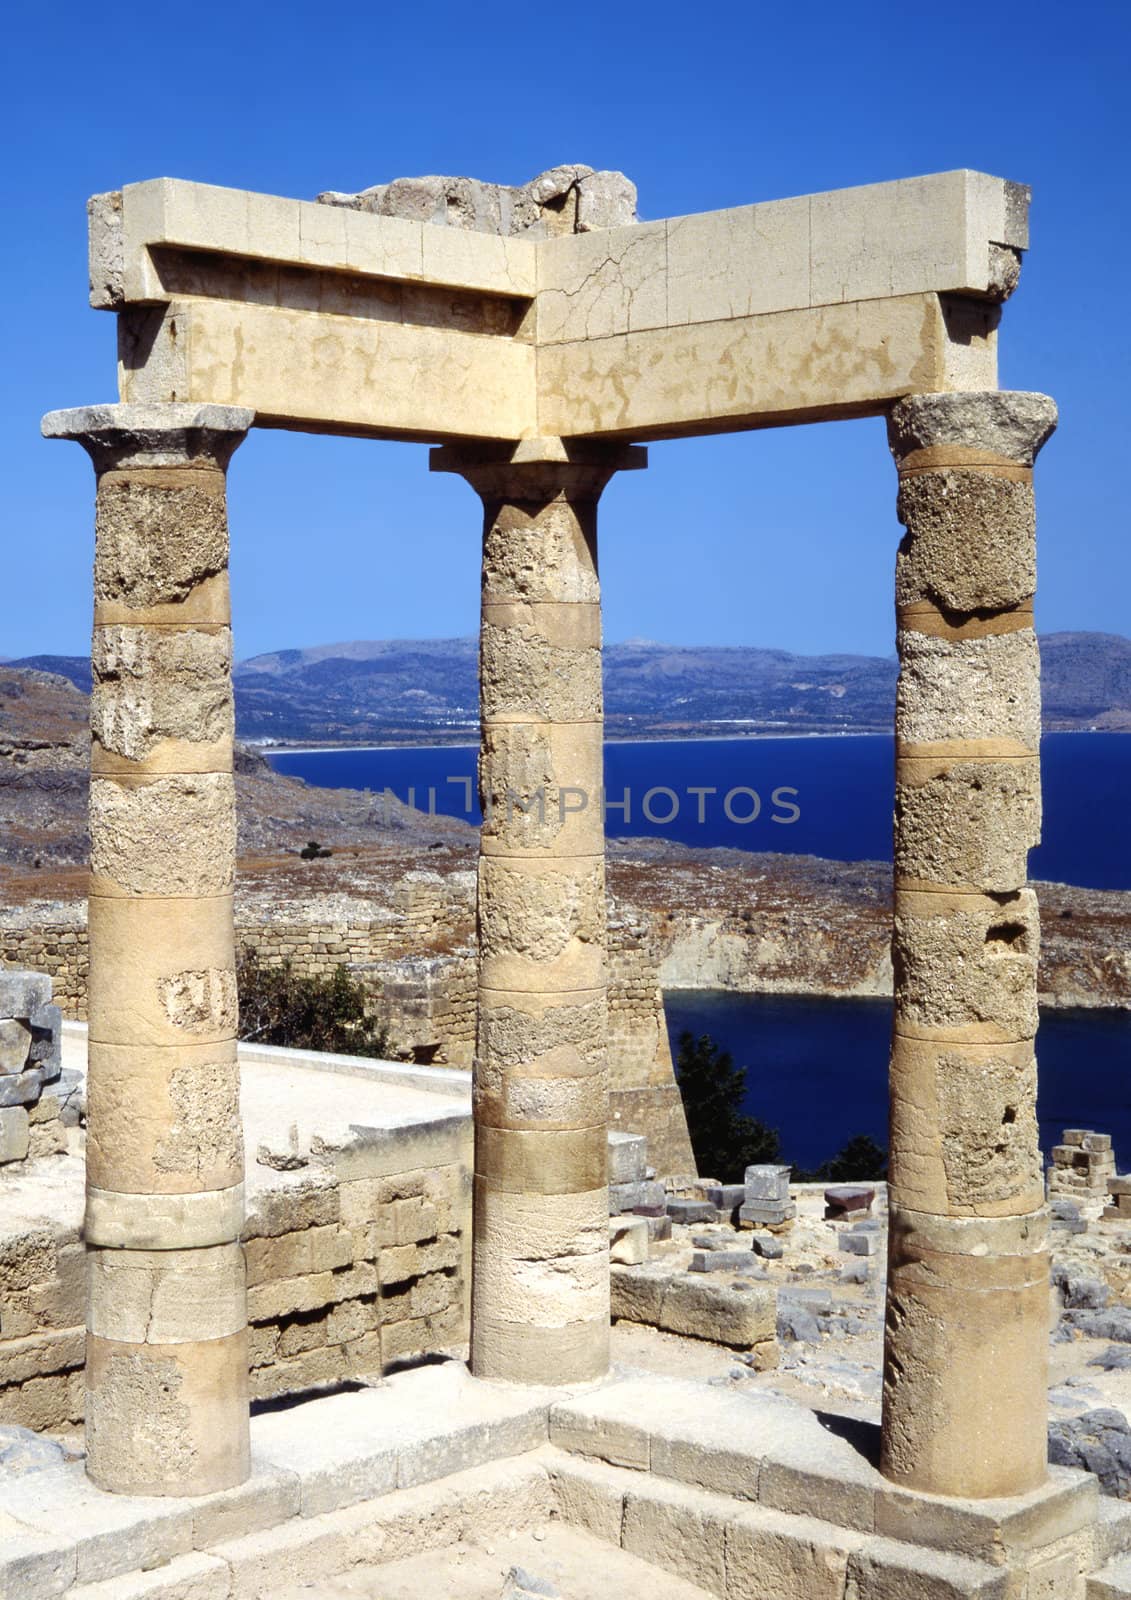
(88, 1244, 245, 1344)
(472, 1308, 608, 1386)
(93, 473, 228, 614)
(660, 1274, 776, 1348)
(539, 293, 980, 442)
(537, 220, 668, 344)
(544, 1452, 626, 1544)
(892, 889, 1039, 1042)
(622, 1474, 729, 1592)
(478, 987, 606, 1078)
(480, 601, 602, 723)
(745, 1164, 792, 1202)
(477, 855, 605, 993)
(607, 1132, 647, 1185)
(122, 294, 535, 444)
(482, 499, 599, 606)
(64, 1550, 233, 1599)
(727, 1504, 864, 1600)
(0, 1327, 85, 1386)
(888, 390, 1057, 467)
(0, 1528, 76, 1600)
(888, 1035, 1043, 1217)
(476, 1125, 607, 1195)
(895, 629, 1040, 754)
(87, 894, 236, 1048)
(0, 1107, 30, 1163)
(895, 758, 1040, 894)
(667, 196, 810, 328)
(610, 1215, 649, 1265)
(0, 970, 51, 1018)
(86, 1328, 250, 1496)
(0, 1066, 46, 1108)
(243, 1223, 354, 1287)
(0, 1019, 32, 1074)
(882, 1206, 1049, 1498)
(478, 721, 604, 858)
(90, 773, 235, 898)
(86, 1183, 244, 1251)
(845, 1536, 1009, 1599)
(27, 1119, 67, 1160)
(242, 1172, 339, 1239)
(609, 1263, 668, 1326)
(91, 624, 232, 767)
(86, 1039, 242, 1195)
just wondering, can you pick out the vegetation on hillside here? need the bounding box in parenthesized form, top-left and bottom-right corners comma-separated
(236, 950, 389, 1058)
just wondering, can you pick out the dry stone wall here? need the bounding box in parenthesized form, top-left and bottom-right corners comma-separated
(0, 1116, 470, 1430)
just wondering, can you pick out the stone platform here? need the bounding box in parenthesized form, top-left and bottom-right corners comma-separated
(3, 1361, 1127, 1599)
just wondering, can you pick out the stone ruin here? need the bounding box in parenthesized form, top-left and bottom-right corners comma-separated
(1050, 1128, 1118, 1201)
(16, 157, 1130, 1599)
(0, 971, 76, 1166)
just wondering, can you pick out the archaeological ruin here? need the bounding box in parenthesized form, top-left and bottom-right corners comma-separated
(4, 161, 1126, 1597)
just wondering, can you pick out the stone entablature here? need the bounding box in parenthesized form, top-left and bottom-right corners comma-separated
(92, 168, 1023, 444)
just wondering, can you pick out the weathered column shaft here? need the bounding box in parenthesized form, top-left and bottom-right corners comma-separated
(43, 403, 253, 1495)
(881, 391, 1057, 1499)
(433, 439, 644, 1385)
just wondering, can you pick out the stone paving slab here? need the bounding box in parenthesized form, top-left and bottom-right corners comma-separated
(251, 1360, 552, 1516)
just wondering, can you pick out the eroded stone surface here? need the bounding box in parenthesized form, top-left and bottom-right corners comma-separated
(892, 890, 1039, 1039)
(94, 481, 228, 610)
(895, 472, 1036, 614)
(90, 774, 236, 896)
(895, 629, 1040, 750)
(894, 760, 1040, 891)
(91, 625, 233, 760)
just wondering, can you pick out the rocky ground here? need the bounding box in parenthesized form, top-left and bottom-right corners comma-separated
(606, 1184, 1131, 1500)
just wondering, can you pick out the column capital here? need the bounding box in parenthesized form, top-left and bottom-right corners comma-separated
(887, 390, 1057, 468)
(430, 435, 646, 501)
(42, 402, 254, 473)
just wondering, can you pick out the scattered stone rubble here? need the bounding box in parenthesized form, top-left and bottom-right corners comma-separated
(0, 971, 75, 1167)
(316, 165, 637, 239)
(1050, 1127, 1117, 1199)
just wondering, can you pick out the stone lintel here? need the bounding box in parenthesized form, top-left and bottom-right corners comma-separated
(82, 169, 1029, 444)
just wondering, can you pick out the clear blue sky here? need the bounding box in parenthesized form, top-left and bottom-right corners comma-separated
(3, 1, 1128, 662)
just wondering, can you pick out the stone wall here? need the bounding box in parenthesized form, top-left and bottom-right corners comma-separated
(0, 889, 693, 1171)
(0, 1113, 471, 1431)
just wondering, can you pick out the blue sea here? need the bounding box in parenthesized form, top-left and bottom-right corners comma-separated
(663, 992, 1131, 1171)
(268, 731, 1130, 891)
(267, 732, 1130, 1168)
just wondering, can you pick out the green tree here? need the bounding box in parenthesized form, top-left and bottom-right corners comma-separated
(814, 1134, 888, 1183)
(236, 951, 389, 1058)
(674, 1031, 781, 1180)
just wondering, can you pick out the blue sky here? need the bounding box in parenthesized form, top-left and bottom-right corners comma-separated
(3, 1, 1128, 662)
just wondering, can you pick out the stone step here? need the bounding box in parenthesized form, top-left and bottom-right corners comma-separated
(548, 1370, 1099, 1564)
(1089, 1554, 1131, 1599)
(0, 1361, 555, 1598)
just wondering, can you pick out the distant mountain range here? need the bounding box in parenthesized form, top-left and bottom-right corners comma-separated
(11, 631, 1131, 744)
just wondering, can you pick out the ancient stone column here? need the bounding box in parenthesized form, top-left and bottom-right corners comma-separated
(432, 438, 644, 1385)
(42, 403, 253, 1495)
(881, 391, 1058, 1499)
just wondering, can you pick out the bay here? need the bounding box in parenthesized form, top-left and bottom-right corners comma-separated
(268, 731, 1130, 890)
(663, 990, 1131, 1173)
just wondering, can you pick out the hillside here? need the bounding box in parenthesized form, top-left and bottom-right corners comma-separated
(11, 630, 1131, 744)
(0, 666, 472, 874)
